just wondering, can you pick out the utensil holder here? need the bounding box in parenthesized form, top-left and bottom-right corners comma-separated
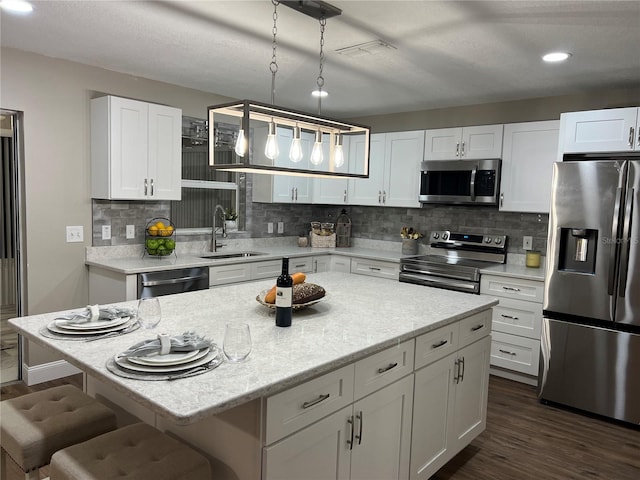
(402, 238, 419, 255)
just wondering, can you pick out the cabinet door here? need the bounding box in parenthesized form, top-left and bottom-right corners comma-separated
(560, 107, 639, 153)
(107, 96, 149, 199)
(312, 137, 350, 204)
(331, 256, 351, 273)
(410, 353, 456, 480)
(384, 131, 424, 207)
(263, 405, 351, 480)
(289, 256, 314, 273)
(449, 336, 490, 453)
(350, 375, 414, 480)
(313, 256, 331, 273)
(147, 103, 182, 200)
(349, 134, 386, 205)
(270, 128, 313, 203)
(460, 124, 503, 159)
(350, 258, 399, 280)
(424, 127, 462, 160)
(500, 120, 559, 213)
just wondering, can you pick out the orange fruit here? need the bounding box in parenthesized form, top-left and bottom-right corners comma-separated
(155, 221, 165, 229)
(148, 225, 158, 236)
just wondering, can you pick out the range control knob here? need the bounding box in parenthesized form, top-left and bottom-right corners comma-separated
(433, 232, 440, 239)
(494, 237, 503, 245)
(442, 233, 449, 241)
(484, 237, 492, 244)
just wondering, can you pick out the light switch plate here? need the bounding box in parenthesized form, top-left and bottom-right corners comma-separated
(267, 222, 274, 234)
(277, 222, 284, 234)
(66, 226, 83, 243)
(523, 236, 533, 250)
(102, 225, 112, 240)
(126, 225, 135, 239)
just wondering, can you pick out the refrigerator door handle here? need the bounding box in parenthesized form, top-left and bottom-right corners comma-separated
(608, 187, 624, 296)
(618, 187, 634, 298)
(538, 318, 551, 396)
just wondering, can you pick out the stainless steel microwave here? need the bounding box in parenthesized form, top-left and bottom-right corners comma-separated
(419, 158, 501, 205)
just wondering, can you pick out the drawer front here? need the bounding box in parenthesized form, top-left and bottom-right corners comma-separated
(458, 309, 492, 348)
(490, 331, 540, 376)
(480, 274, 543, 303)
(354, 340, 415, 400)
(265, 364, 355, 445)
(491, 298, 542, 339)
(251, 260, 282, 280)
(330, 256, 351, 273)
(289, 256, 314, 273)
(350, 258, 399, 280)
(209, 264, 252, 286)
(415, 323, 459, 370)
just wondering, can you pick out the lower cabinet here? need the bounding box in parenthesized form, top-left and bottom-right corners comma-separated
(263, 375, 414, 480)
(410, 335, 491, 480)
(350, 258, 399, 280)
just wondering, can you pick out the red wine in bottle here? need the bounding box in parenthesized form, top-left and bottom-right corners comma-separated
(275, 257, 293, 327)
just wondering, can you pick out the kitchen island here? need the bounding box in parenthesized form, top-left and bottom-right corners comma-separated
(9, 272, 497, 480)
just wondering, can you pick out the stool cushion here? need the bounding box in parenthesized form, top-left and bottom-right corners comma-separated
(49, 423, 211, 480)
(1, 384, 117, 472)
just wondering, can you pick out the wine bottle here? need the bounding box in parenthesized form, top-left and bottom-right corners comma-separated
(275, 257, 293, 327)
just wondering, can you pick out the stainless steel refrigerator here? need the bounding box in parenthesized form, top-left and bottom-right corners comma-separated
(539, 154, 640, 425)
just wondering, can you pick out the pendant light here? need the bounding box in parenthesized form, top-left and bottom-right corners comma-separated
(264, 0, 280, 161)
(289, 125, 303, 162)
(334, 133, 344, 168)
(310, 14, 327, 166)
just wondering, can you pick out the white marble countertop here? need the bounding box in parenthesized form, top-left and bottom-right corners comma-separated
(9, 272, 497, 425)
(85, 246, 405, 275)
(480, 262, 546, 281)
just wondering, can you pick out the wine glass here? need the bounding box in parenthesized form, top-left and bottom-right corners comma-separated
(137, 297, 161, 329)
(223, 323, 252, 362)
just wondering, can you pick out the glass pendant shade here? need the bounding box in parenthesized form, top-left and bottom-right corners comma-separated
(289, 126, 304, 163)
(264, 121, 279, 160)
(234, 128, 246, 157)
(310, 130, 324, 165)
(333, 134, 344, 168)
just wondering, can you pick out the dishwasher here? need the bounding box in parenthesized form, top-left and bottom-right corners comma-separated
(137, 267, 209, 298)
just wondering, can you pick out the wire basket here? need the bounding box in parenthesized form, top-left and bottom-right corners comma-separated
(144, 217, 176, 257)
(310, 231, 336, 248)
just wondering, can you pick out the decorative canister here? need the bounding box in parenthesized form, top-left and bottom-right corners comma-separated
(402, 238, 419, 255)
(298, 235, 309, 247)
(336, 209, 352, 247)
(526, 250, 541, 268)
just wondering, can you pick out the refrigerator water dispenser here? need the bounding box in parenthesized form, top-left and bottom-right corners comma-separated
(558, 228, 598, 274)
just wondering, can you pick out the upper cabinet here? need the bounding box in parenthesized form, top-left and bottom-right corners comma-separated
(312, 137, 352, 205)
(349, 131, 424, 207)
(91, 95, 182, 200)
(424, 125, 503, 160)
(558, 107, 640, 157)
(499, 120, 559, 213)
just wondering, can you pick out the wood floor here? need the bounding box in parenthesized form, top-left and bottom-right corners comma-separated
(1, 374, 639, 479)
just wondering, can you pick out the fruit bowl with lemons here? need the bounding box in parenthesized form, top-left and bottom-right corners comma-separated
(144, 218, 176, 257)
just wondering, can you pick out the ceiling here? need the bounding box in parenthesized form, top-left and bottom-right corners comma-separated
(2, 0, 639, 118)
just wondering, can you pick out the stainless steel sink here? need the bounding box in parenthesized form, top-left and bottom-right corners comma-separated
(198, 251, 266, 260)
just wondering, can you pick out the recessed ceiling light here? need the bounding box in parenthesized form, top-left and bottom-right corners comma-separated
(543, 52, 571, 63)
(311, 90, 329, 98)
(0, 0, 34, 13)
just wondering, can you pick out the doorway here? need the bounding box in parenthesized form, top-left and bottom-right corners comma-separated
(1, 109, 25, 384)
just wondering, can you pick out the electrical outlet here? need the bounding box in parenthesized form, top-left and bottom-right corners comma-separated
(267, 222, 274, 234)
(126, 225, 135, 239)
(277, 222, 284, 234)
(523, 236, 533, 250)
(102, 225, 112, 240)
(65, 226, 83, 243)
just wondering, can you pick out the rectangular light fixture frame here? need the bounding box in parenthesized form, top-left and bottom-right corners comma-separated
(208, 100, 370, 179)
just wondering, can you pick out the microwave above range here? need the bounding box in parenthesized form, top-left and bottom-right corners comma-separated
(419, 158, 501, 206)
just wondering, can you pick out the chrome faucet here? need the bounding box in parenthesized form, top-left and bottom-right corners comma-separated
(212, 204, 227, 252)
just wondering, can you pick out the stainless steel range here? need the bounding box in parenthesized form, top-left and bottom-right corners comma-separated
(399, 230, 508, 294)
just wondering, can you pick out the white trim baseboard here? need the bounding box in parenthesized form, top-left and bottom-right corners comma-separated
(22, 360, 82, 386)
(490, 366, 538, 386)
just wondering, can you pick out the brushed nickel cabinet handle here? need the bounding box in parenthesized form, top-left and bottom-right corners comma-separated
(471, 324, 484, 331)
(295, 187, 298, 201)
(356, 411, 363, 445)
(499, 349, 517, 356)
(144, 178, 148, 196)
(629, 126, 635, 147)
(377, 362, 398, 374)
(291, 188, 294, 201)
(500, 314, 520, 320)
(460, 356, 465, 381)
(502, 286, 521, 292)
(378, 190, 382, 204)
(343, 190, 347, 203)
(347, 415, 354, 450)
(302, 393, 330, 409)
(150, 178, 154, 196)
(500, 192, 504, 208)
(456, 142, 460, 157)
(432, 339, 448, 349)
(454, 359, 460, 384)
(382, 190, 387, 204)
(369, 266, 381, 271)
(461, 141, 466, 156)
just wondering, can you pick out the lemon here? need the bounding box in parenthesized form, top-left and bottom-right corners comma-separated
(155, 221, 165, 229)
(148, 225, 159, 236)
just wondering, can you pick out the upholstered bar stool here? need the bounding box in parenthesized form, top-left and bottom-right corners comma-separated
(0, 384, 118, 480)
(50, 422, 211, 479)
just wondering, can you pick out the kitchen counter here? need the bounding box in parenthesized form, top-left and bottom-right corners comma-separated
(85, 246, 405, 275)
(9, 272, 496, 425)
(480, 262, 546, 281)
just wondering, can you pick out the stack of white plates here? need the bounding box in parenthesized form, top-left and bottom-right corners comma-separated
(114, 344, 221, 375)
(47, 316, 134, 336)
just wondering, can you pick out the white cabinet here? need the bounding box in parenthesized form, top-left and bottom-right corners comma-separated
(424, 125, 503, 160)
(331, 256, 352, 273)
(481, 274, 544, 383)
(349, 131, 424, 207)
(558, 107, 640, 156)
(209, 263, 252, 286)
(91, 95, 182, 200)
(313, 256, 331, 273)
(350, 258, 399, 280)
(410, 335, 491, 480)
(499, 120, 559, 213)
(312, 137, 352, 205)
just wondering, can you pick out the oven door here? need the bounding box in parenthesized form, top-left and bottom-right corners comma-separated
(419, 159, 500, 205)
